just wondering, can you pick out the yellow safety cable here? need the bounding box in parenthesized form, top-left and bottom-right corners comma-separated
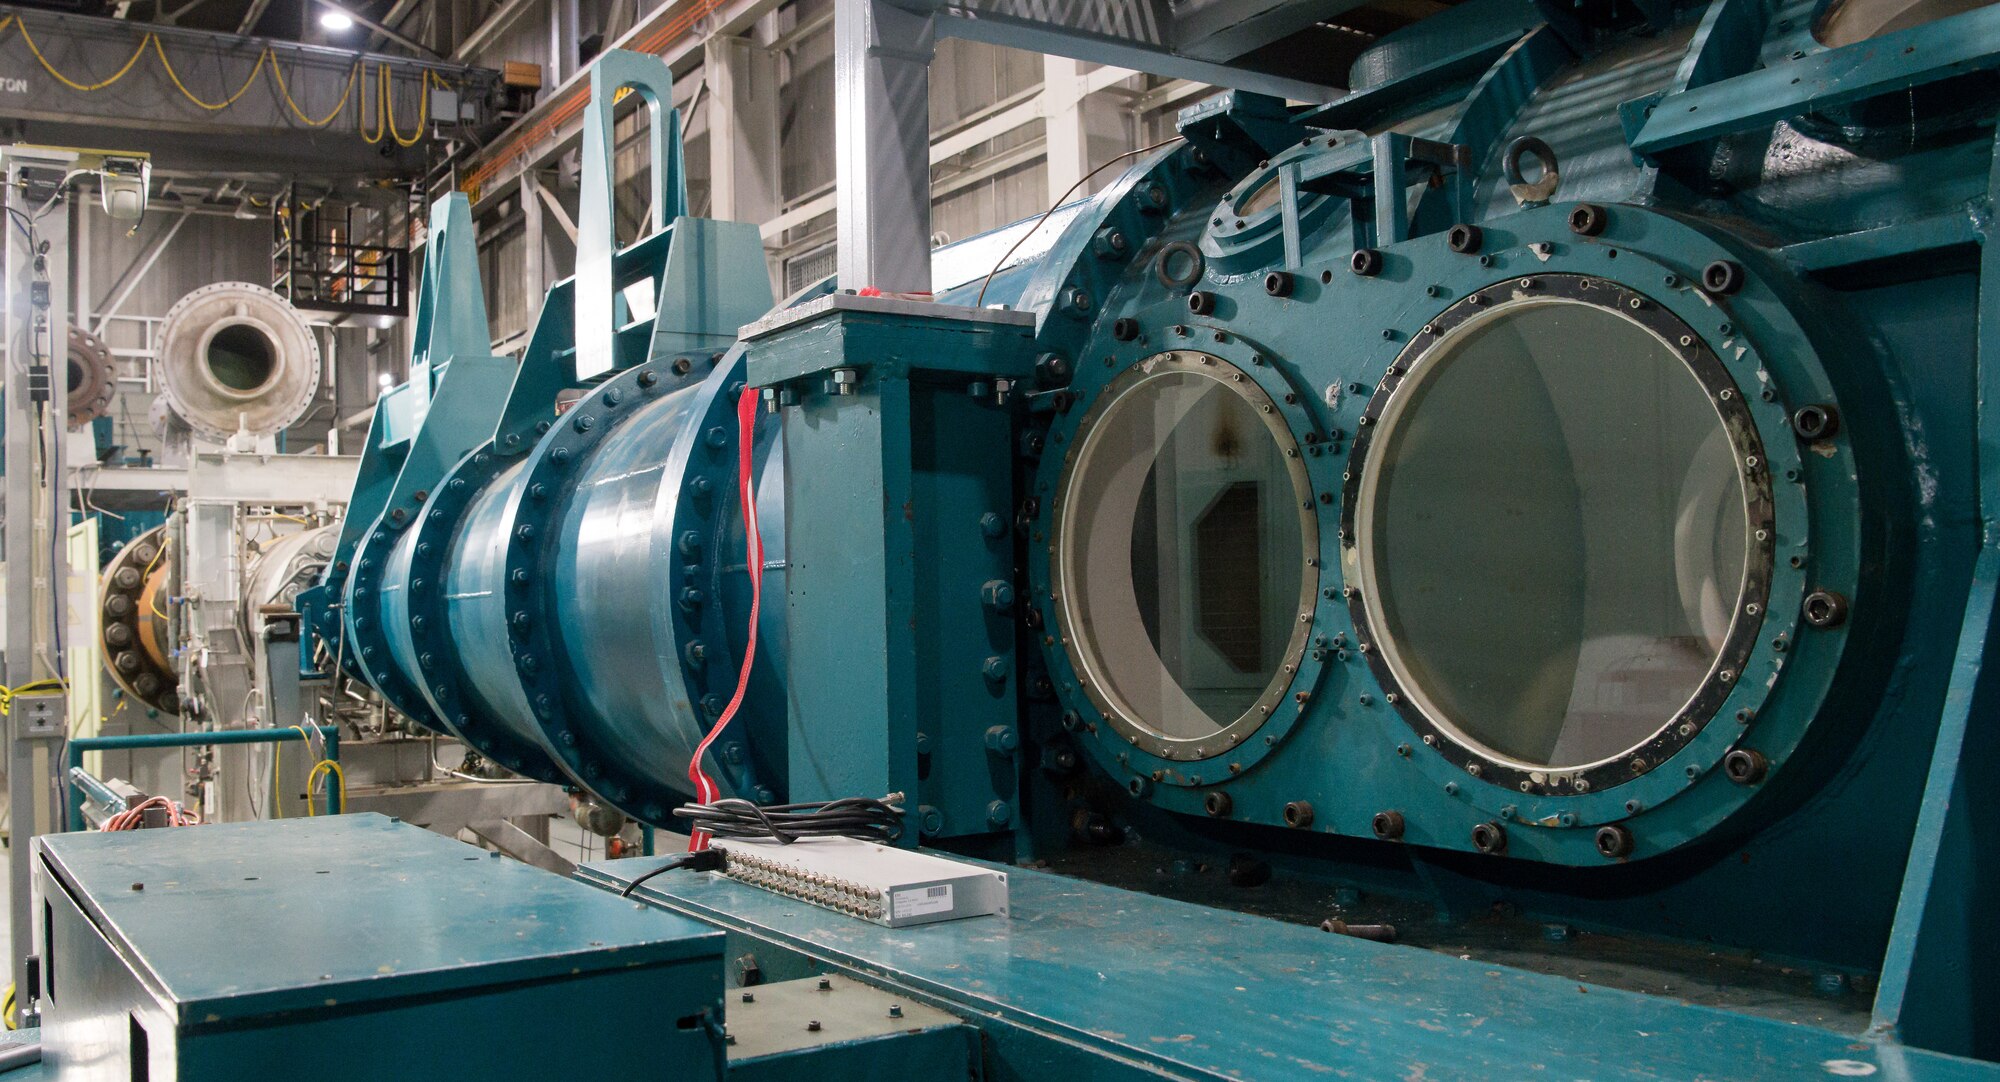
(0, 680, 67, 712)
(359, 62, 388, 144)
(2, 982, 15, 1030)
(271, 52, 360, 127)
(152, 34, 267, 110)
(15, 16, 150, 92)
(305, 759, 346, 816)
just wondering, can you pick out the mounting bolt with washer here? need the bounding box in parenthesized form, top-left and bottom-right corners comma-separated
(1724, 748, 1769, 785)
(1792, 403, 1840, 440)
(1595, 824, 1635, 859)
(1802, 589, 1848, 629)
(1372, 810, 1405, 840)
(1701, 259, 1746, 296)
(1569, 203, 1608, 236)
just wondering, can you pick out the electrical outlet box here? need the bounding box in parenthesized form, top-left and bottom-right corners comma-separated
(14, 693, 64, 737)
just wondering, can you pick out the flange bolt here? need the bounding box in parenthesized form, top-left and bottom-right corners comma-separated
(1350, 248, 1384, 277)
(1470, 821, 1507, 854)
(1701, 259, 1745, 296)
(1792, 403, 1840, 440)
(1569, 203, 1608, 236)
(1372, 810, 1405, 840)
(1802, 589, 1848, 629)
(1595, 824, 1635, 859)
(1724, 748, 1769, 785)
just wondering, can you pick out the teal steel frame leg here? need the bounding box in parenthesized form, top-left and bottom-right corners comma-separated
(1869, 124, 2000, 1061)
(63, 726, 341, 832)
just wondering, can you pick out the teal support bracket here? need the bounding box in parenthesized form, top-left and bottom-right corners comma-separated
(576, 50, 685, 380)
(1869, 131, 2000, 1063)
(1630, 4, 2000, 160)
(323, 191, 496, 577)
(744, 295, 1036, 848)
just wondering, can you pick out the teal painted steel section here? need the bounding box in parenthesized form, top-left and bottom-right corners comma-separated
(590, 854, 2000, 1081)
(323, 48, 779, 814)
(744, 300, 1037, 845)
(37, 816, 723, 1080)
(1630, 4, 2000, 158)
(1869, 123, 2000, 1060)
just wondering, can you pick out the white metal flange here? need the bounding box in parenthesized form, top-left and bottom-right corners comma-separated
(156, 282, 320, 440)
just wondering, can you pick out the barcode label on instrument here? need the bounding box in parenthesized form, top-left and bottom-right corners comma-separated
(892, 884, 954, 918)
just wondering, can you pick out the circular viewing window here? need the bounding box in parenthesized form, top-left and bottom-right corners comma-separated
(1055, 352, 1318, 759)
(1350, 281, 1769, 788)
(205, 323, 278, 393)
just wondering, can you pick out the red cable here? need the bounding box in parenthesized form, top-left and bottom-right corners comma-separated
(685, 386, 764, 851)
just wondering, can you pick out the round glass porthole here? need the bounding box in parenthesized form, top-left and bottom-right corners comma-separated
(1054, 352, 1320, 760)
(1345, 276, 1774, 792)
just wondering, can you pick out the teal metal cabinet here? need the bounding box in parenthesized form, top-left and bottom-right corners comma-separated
(35, 815, 724, 1080)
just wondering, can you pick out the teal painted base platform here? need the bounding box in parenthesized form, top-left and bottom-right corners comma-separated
(586, 853, 2000, 1081)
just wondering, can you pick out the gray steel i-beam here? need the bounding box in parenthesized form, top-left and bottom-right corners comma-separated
(834, 0, 936, 294)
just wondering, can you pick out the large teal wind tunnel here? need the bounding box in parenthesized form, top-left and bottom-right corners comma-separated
(307, 49, 781, 818)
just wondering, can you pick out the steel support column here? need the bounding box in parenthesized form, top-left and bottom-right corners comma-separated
(1043, 56, 1090, 205)
(2, 150, 71, 1010)
(707, 33, 783, 227)
(835, 0, 935, 294)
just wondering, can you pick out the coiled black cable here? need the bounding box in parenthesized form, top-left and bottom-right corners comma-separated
(674, 794, 905, 845)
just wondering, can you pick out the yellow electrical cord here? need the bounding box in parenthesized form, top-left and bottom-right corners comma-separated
(270, 51, 360, 127)
(2, 982, 15, 1030)
(14, 16, 149, 92)
(152, 35, 267, 110)
(1, 13, 449, 140)
(0, 680, 66, 716)
(359, 62, 388, 144)
(305, 759, 346, 816)
(139, 533, 171, 620)
(363, 64, 431, 147)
